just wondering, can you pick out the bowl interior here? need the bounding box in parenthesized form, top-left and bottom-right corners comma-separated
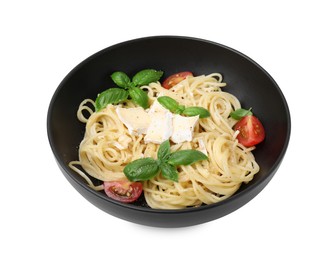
(48, 36, 290, 210)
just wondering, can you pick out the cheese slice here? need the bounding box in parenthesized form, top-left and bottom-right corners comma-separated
(148, 98, 170, 114)
(197, 138, 208, 156)
(144, 111, 173, 144)
(115, 106, 151, 135)
(171, 114, 199, 144)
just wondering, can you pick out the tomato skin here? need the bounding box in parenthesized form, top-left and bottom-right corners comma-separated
(103, 180, 142, 203)
(233, 115, 265, 147)
(162, 71, 193, 89)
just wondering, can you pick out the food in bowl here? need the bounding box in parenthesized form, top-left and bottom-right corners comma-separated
(68, 68, 266, 209)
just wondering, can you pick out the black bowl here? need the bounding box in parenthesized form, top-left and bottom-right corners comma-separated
(47, 36, 290, 227)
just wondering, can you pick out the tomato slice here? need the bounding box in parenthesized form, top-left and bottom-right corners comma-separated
(103, 180, 142, 203)
(233, 115, 265, 147)
(162, 71, 193, 89)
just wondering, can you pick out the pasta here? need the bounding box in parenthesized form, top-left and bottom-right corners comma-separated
(69, 73, 260, 209)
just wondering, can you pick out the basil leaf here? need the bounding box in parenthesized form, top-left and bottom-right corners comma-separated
(160, 163, 178, 182)
(157, 96, 184, 114)
(230, 108, 253, 120)
(128, 86, 149, 109)
(157, 140, 171, 161)
(110, 71, 131, 89)
(132, 69, 163, 86)
(95, 88, 129, 111)
(175, 105, 185, 114)
(183, 106, 210, 118)
(123, 158, 160, 182)
(168, 150, 208, 166)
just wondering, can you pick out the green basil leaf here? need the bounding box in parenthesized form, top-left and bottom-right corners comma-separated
(160, 162, 179, 182)
(110, 71, 131, 89)
(182, 106, 210, 118)
(123, 158, 160, 182)
(157, 140, 171, 161)
(132, 69, 163, 86)
(95, 88, 129, 111)
(175, 105, 185, 115)
(230, 108, 253, 120)
(157, 96, 184, 114)
(128, 86, 149, 109)
(168, 150, 208, 166)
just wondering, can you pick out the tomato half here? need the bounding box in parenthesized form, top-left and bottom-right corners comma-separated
(162, 71, 193, 89)
(233, 115, 265, 147)
(103, 180, 142, 203)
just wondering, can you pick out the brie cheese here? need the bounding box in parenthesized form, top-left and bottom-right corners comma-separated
(171, 114, 199, 144)
(144, 110, 173, 144)
(115, 106, 151, 135)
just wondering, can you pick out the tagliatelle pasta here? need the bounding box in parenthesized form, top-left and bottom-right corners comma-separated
(69, 73, 260, 209)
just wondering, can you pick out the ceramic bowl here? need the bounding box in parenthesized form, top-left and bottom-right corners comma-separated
(47, 36, 290, 227)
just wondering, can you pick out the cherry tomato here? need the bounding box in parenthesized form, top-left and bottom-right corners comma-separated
(103, 180, 142, 203)
(162, 71, 193, 89)
(233, 115, 265, 147)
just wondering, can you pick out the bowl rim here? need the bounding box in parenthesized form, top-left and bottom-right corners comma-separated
(47, 35, 291, 214)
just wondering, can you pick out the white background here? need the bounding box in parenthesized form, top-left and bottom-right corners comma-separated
(1, 0, 334, 259)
